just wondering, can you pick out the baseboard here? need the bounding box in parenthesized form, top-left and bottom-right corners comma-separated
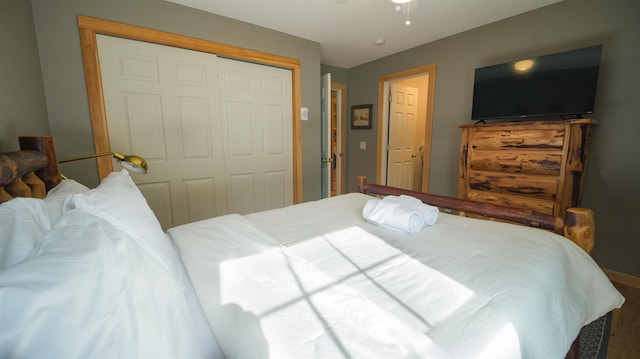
(603, 268, 640, 289)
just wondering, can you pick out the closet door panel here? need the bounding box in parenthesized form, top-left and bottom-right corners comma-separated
(218, 58, 293, 214)
(98, 34, 226, 229)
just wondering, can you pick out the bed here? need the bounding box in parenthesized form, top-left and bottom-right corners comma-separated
(1, 136, 624, 359)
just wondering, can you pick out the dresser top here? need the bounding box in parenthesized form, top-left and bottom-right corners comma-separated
(459, 118, 598, 129)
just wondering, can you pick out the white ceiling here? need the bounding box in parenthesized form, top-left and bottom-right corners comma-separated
(166, 0, 563, 69)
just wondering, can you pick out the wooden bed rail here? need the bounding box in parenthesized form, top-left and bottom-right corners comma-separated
(0, 150, 48, 201)
(357, 176, 595, 254)
(0, 151, 48, 187)
(0, 136, 62, 203)
(18, 136, 62, 191)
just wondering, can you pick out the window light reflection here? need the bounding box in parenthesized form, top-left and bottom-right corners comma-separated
(221, 227, 474, 333)
(243, 226, 477, 332)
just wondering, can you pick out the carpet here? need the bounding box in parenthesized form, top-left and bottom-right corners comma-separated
(579, 311, 613, 359)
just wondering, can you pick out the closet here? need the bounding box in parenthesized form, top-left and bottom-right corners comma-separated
(97, 34, 293, 229)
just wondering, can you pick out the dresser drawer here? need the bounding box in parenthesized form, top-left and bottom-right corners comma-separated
(467, 171, 559, 200)
(468, 150, 562, 175)
(470, 128, 565, 151)
(466, 189, 556, 215)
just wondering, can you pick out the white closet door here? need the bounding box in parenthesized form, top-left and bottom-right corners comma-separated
(217, 58, 293, 214)
(98, 34, 227, 229)
(97, 35, 294, 228)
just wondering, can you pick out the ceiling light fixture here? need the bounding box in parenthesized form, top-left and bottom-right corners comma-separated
(391, 0, 412, 26)
(514, 59, 534, 72)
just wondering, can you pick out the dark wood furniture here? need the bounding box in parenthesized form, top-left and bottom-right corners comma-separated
(457, 119, 597, 220)
(0, 136, 61, 203)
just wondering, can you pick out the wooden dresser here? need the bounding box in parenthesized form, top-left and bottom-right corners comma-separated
(457, 119, 597, 217)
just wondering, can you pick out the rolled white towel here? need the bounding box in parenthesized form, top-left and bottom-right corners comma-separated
(362, 199, 425, 234)
(382, 195, 439, 226)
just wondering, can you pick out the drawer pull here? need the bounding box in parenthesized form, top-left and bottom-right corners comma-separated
(498, 161, 521, 167)
(500, 138, 525, 144)
(496, 183, 519, 189)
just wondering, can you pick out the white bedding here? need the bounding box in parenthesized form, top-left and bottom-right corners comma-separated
(1, 172, 222, 359)
(170, 193, 624, 359)
(170, 214, 451, 358)
(0, 205, 203, 358)
(2, 174, 622, 359)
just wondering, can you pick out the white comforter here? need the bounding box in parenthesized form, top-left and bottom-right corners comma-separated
(171, 193, 624, 359)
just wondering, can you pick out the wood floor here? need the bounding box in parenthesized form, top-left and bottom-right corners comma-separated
(606, 281, 640, 358)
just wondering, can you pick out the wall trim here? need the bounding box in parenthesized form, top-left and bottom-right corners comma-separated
(603, 268, 640, 289)
(376, 63, 436, 190)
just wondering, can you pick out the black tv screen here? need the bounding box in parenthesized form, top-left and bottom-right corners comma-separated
(471, 45, 602, 121)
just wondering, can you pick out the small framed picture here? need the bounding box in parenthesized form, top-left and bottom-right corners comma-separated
(351, 104, 373, 129)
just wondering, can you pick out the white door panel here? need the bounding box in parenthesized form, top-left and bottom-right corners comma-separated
(98, 34, 227, 229)
(218, 58, 293, 214)
(387, 83, 418, 190)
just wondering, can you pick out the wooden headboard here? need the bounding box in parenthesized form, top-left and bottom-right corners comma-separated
(0, 136, 62, 203)
(357, 176, 595, 255)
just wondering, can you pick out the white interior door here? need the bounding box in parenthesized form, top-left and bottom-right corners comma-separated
(387, 83, 418, 190)
(98, 35, 293, 229)
(321, 73, 332, 198)
(217, 58, 293, 214)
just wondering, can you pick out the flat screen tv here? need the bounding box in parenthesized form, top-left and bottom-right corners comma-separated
(471, 45, 603, 122)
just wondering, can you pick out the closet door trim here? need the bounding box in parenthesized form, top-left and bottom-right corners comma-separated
(77, 15, 303, 203)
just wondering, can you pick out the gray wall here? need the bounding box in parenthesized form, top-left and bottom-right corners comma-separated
(345, 0, 640, 276)
(0, 0, 49, 151)
(321, 64, 348, 85)
(26, 0, 322, 201)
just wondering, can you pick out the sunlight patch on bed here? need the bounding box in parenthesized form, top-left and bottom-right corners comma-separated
(477, 322, 522, 359)
(218, 246, 336, 314)
(286, 226, 476, 333)
(215, 245, 450, 357)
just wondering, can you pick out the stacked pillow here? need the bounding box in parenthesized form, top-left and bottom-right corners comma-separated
(0, 171, 223, 359)
(0, 198, 51, 270)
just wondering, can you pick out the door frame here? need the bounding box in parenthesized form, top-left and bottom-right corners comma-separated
(77, 15, 303, 203)
(332, 81, 347, 195)
(376, 63, 436, 192)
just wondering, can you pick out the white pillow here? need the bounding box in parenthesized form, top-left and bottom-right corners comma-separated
(43, 179, 90, 225)
(0, 209, 204, 359)
(65, 170, 182, 279)
(63, 170, 225, 358)
(0, 198, 51, 270)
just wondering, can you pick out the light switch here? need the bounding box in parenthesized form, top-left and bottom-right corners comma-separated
(301, 107, 308, 121)
(360, 141, 366, 150)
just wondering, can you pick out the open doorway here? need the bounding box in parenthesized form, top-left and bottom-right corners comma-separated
(321, 73, 347, 198)
(376, 63, 436, 192)
(331, 82, 347, 196)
